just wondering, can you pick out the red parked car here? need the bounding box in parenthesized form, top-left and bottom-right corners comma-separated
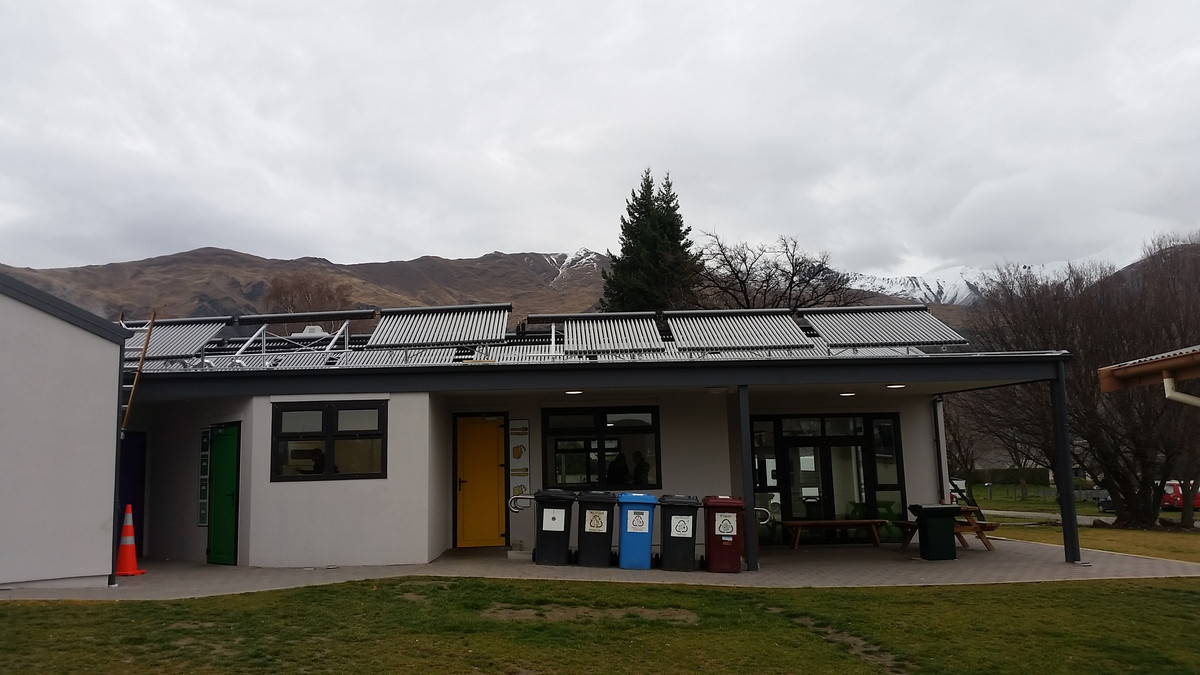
(1160, 481, 1200, 511)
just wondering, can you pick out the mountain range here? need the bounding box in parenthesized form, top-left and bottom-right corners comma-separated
(0, 246, 982, 326)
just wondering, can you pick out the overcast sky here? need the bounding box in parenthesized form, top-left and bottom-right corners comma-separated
(2, 1, 1198, 277)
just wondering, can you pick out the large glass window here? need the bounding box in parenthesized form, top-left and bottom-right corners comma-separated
(543, 407, 661, 489)
(272, 401, 387, 481)
(753, 413, 905, 542)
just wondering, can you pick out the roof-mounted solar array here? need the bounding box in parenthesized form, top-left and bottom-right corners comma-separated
(665, 309, 814, 351)
(119, 303, 968, 374)
(799, 305, 967, 348)
(124, 320, 229, 360)
(531, 312, 665, 354)
(366, 304, 511, 348)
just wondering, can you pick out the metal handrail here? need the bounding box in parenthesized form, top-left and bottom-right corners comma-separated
(508, 494, 535, 513)
(754, 506, 773, 524)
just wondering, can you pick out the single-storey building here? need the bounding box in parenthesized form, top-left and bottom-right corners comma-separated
(118, 303, 1081, 571)
(0, 272, 129, 588)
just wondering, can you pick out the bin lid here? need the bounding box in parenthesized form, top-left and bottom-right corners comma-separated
(576, 490, 617, 504)
(703, 495, 745, 507)
(617, 492, 659, 505)
(658, 494, 702, 507)
(534, 489, 577, 503)
(908, 503, 960, 516)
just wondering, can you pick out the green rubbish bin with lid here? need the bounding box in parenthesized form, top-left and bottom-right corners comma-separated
(533, 489, 576, 565)
(575, 491, 617, 567)
(909, 504, 960, 561)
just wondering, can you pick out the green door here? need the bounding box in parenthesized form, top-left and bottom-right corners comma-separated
(207, 423, 240, 565)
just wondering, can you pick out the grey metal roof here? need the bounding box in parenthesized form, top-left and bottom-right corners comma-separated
(564, 315, 664, 353)
(0, 271, 131, 344)
(119, 303, 972, 375)
(366, 305, 510, 348)
(801, 306, 966, 348)
(1108, 344, 1200, 369)
(125, 321, 228, 359)
(665, 309, 814, 351)
(339, 347, 457, 367)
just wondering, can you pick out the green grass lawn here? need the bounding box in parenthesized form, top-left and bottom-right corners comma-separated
(997, 522, 1200, 564)
(7, 493, 1200, 674)
(969, 484, 1104, 516)
(5, 575, 1200, 673)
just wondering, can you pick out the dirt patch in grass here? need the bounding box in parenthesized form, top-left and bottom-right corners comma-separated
(766, 607, 906, 674)
(482, 603, 698, 623)
(398, 593, 426, 601)
(792, 616, 906, 674)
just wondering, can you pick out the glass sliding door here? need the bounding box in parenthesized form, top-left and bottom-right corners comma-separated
(787, 444, 823, 520)
(752, 414, 905, 545)
(752, 421, 783, 544)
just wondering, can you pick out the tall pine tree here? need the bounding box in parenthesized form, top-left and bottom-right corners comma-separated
(599, 169, 702, 312)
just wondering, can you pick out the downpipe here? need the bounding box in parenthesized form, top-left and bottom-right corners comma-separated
(1164, 375, 1200, 408)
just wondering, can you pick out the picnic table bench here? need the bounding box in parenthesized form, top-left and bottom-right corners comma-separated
(894, 506, 1000, 551)
(780, 519, 888, 550)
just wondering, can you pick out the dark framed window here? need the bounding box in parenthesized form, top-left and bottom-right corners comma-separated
(543, 407, 661, 489)
(271, 401, 387, 481)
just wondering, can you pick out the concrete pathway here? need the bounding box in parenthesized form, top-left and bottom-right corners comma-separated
(987, 509, 1115, 526)
(5, 537, 1200, 601)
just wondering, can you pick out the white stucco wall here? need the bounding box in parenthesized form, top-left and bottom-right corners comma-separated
(132, 384, 946, 570)
(482, 390, 732, 552)
(137, 398, 255, 563)
(247, 392, 436, 567)
(138, 392, 441, 568)
(0, 294, 121, 587)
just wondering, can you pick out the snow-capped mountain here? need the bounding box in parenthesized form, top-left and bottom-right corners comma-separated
(848, 266, 986, 306)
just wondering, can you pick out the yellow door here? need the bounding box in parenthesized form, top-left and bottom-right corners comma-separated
(456, 416, 507, 547)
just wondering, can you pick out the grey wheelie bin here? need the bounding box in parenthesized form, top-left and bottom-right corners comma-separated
(575, 491, 617, 567)
(658, 494, 701, 571)
(909, 504, 961, 561)
(534, 489, 576, 565)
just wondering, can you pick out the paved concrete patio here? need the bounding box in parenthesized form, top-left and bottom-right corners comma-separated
(4, 537, 1200, 601)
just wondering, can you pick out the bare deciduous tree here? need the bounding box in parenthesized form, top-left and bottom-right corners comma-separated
(944, 396, 985, 480)
(264, 271, 356, 334)
(965, 233, 1200, 527)
(696, 232, 868, 310)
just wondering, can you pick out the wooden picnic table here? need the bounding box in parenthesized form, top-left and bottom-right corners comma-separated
(894, 505, 1000, 551)
(780, 519, 888, 550)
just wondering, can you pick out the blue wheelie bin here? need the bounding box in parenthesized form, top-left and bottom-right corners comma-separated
(617, 492, 658, 570)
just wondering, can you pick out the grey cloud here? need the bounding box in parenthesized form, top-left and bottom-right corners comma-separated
(1, 1, 1198, 276)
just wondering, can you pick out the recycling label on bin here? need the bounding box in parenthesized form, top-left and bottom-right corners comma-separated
(584, 509, 608, 533)
(670, 515, 693, 538)
(626, 509, 650, 533)
(542, 508, 566, 532)
(714, 512, 738, 536)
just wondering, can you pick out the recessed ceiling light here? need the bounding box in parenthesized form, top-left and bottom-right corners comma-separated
(886, 384, 906, 389)
(565, 390, 583, 395)
(839, 392, 856, 397)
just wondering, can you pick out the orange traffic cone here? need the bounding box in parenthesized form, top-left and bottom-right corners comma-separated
(115, 504, 145, 576)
